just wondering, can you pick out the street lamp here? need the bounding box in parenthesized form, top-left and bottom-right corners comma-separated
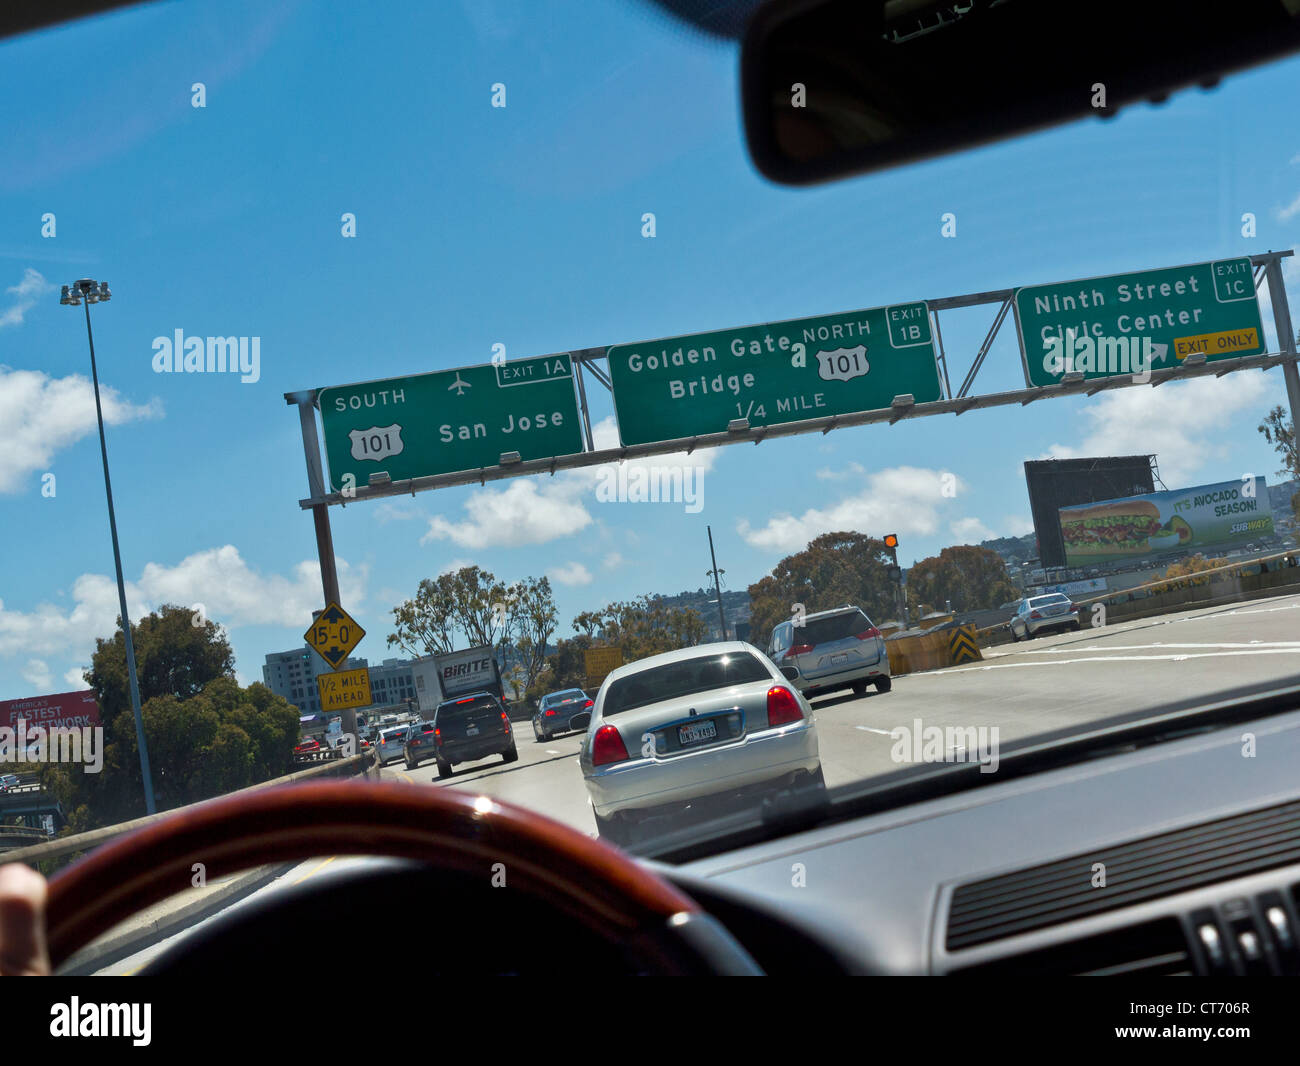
(60, 279, 156, 815)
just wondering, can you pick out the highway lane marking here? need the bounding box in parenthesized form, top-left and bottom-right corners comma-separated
(1023, 641, 1300, 654)
(913, 647, 1300, 673)
(292, 856, 337, 885)
(855, 726, 895, 736)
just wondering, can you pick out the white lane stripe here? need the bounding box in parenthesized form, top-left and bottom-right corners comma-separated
(910, 647, 1300, 674)
(1024, 641, 1300, 654)
(855, 726, 896, 736)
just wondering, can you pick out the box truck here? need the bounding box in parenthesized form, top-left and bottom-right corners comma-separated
(411, 645, 503, 714)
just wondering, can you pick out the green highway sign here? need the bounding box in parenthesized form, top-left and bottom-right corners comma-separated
(319, 355, 583, 491)
(606, 304, 941, 446)
(1015, 258, 1267, 387)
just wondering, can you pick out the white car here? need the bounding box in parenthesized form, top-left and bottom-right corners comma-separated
(578, 642, 824, 847)
(375, 725, 410, 766)
(1009, 593, 1082, 640)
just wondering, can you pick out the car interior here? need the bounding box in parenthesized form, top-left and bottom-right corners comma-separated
(8, 0, 1300, 1013)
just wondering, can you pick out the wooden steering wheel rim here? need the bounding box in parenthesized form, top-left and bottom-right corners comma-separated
(45, 780, 710, 970)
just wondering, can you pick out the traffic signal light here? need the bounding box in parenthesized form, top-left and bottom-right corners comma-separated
(883, 534, 898, 550)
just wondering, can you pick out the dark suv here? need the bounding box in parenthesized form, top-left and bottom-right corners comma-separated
(428, 691, 518, 778)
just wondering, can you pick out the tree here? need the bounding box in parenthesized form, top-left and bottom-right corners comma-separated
(1259, 404, 1298, 484)
(747, 531, 897, 644)
(527, 633, 595, 703)
(905, 545, 1018, 615)
(45, 606, 299, 829)
(507, 575, 559, 695)
(84, 604, 234, 734)
(388, 565, 511, 656)
(572, 595, 706, 662)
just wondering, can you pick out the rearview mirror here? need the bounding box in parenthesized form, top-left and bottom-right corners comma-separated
(780, 666, 801, 682)
(741, 0, 1300, 185)
(569, 712, 592, 731)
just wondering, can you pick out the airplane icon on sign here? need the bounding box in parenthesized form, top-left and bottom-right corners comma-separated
(447, 373, 471, 396)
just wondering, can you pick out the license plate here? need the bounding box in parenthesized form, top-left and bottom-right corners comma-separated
(466, 726, 479, 736)
(678, 720, 717, 746)
(830, 653, 849, 664)
(1047, 606, 1064, 615)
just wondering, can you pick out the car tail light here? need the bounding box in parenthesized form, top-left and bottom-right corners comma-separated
(584, 699, 594, 709)
(788, 643, 814, 657)
(545, 709, 556, 716)
(1029, 610, 1042, 619)
(767, 686, 804, 727)
(501, 711, 511, 732)
(591, 725, 630, 766)
(855, 627, 882, 640)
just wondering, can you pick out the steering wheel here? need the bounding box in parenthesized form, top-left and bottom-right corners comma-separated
(45, 780, 763, 975)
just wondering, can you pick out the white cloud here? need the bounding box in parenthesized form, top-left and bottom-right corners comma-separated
(0, 268, 54, 329)
(1043, 374, 1272, 485)
(21, 659, 52, 690)
(737, 466, 964, 552)
(815, 461, 866, 481)
(422, 477, 594, 549)
(950, 517, 996, 542)
(549, 562, 593, 586)
(437, 557, 476, 575)
(1278, 192, 1300, 222)
(420, 416, 719, 550)
(602, 551, 624, 570)
(1000, 514, 1036, 537)
(0, 367, 162, 493)
(0, 547, 365, 663)
(64, 667, 89, 690)
(373, 502, 419, 523)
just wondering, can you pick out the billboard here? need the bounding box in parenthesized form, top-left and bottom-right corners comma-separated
(1024, 456, 1158, 568)
(1058, 477, 1273, 566)
(0, 690, 102, 733)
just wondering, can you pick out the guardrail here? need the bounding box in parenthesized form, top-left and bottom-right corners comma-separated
(0, 749, 376, 874)
(974, 547, 1300, 644)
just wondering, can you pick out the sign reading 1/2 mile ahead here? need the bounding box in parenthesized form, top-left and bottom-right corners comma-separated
(606, 304, 942, 447)
(1015, 258, 1266, 387)
(319, 355, 583, 490)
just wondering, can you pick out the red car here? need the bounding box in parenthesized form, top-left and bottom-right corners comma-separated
(293, 737, 321, 755)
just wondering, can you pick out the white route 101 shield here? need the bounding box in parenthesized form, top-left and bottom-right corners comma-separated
(815, 345, 870, 383)
(348, 423, 405, 463)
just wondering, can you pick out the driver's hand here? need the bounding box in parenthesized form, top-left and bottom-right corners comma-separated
(0, 864, 50, 976)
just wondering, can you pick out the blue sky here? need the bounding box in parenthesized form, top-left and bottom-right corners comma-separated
(2, 0, 1299, 700)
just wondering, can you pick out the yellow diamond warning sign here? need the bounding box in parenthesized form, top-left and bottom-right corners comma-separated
(304, 602, 365, 669)
(316, 667, 372, 712)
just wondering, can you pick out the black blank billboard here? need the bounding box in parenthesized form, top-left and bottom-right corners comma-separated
(1025, 456, 1157, 568)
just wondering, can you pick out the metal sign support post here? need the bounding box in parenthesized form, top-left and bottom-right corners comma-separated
(1263, 256, 1300, 446)
(286, 389, 359, 757)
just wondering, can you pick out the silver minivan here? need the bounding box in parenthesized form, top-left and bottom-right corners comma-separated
(768, 605, 891, 698)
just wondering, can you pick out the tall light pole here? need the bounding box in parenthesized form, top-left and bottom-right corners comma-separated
(60, 279, 156, 815)
(706, 525, 728, 641)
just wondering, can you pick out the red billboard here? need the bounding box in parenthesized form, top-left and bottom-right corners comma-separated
(0, 690, 103, 733)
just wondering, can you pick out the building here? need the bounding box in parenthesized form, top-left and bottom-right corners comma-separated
(364, 657, 417, 710)
(261, 647, 366, 715)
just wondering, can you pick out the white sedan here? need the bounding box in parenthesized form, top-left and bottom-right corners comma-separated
(577, 642, 825, 848)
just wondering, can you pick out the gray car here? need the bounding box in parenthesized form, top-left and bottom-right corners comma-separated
(578, 641, 823, 847)
(533, 688, 593, 741)
(1009, 593, 1082, 640)
(376, 725, 410, 765)
(767, 605, 891, 698)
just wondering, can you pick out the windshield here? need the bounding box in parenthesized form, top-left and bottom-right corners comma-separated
(604, 653, 773, 715)
(795, 610, 872, 645)
(3, 2, 1299, 937)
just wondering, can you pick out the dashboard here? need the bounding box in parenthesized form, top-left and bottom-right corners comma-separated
(659, 703, 1300, 975)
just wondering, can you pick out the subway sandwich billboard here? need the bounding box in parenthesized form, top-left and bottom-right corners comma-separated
(1058, 476, 1273, 566)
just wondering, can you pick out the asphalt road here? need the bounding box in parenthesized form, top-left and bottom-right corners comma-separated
(91, 590, 1300, 974)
